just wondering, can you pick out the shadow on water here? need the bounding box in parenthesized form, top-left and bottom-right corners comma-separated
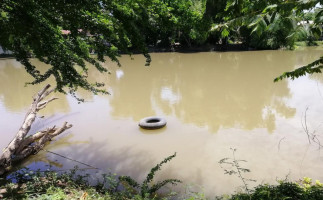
(139, 126, 168, 135)
(19, 134, 88, 170)
(23, 138, 182, 188)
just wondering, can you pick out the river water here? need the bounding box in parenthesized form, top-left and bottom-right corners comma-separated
(1, 47, 323, 196)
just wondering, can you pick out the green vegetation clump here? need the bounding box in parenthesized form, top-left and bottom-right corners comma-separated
(227, 178, 323, 200)
(0, 154, 180, 200)
(1, 151, 323, 200)
(1, 168, 114, 200)
(2, 151, 323, 199)
(2, 168, 323, 200)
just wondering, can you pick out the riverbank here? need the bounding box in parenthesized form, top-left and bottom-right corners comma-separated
(1, 167, 323, 200)
(295, 41, 323, 47)
(145, 40, 323, 54)
(146, 43, 250, 53)
(1, 44, 248, 59)
(0, 54, 14, 59)
(1, 41, 322, 59)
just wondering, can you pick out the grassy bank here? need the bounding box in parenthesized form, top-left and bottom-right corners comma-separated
(0, 154, 181, 200)
(1, 168, 323, 200)
(295, 41, 323, 47)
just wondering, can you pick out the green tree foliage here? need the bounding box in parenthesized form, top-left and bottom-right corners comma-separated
(208, 0, 322, 49)
(204, 0, 322, 81)
(0, 0, 322, 93)
(274, 56, 323, 82)
(0, 0, 149, 97)
(274, 0, 323, 81)
(0, 0, 203, 98)
(143, 0, 207, 47)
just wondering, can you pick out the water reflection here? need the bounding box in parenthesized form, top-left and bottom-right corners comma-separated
(1, 48, 321, 133)
(0, 59, 70, 114)
(0, 50, 302, 133)
(107, 51, 299, 133)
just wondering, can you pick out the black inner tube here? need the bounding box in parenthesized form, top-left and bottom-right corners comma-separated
(147, 119, 160, 123)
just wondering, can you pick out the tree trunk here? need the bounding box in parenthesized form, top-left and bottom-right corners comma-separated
(0, 84, 72, 176)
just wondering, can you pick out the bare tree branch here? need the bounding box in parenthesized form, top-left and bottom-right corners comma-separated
(0, 84, 72, 176)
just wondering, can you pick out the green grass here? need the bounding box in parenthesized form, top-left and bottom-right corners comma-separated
(295, 40, 323, 47)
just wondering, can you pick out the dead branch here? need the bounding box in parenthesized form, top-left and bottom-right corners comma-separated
(0, 84, 72, 176)
(301, 107, 323, 150)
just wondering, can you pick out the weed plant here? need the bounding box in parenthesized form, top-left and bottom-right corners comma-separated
(226, 178, 323, 200)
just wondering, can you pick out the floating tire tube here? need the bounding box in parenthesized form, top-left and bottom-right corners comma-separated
(139, 116, 167, 130)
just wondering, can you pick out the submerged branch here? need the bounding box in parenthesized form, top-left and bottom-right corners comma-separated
(0, 84, 72, 176)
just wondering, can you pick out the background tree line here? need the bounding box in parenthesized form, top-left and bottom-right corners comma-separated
(0, 0, 322, 95)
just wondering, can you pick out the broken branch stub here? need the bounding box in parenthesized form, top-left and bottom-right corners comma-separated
(0, 84, 72, 176)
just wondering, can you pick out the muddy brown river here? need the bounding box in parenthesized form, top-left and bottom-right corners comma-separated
(1, 46, 323, 196)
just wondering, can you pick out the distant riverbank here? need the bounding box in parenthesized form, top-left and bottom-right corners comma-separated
(1, 41, 322, 59)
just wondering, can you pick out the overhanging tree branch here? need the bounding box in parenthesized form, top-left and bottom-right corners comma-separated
(274, 56, 323, 82)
